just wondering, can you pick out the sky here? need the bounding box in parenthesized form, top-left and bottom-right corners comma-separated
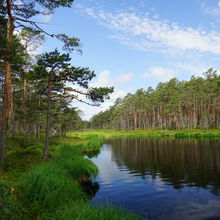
(36, 0, 220, 120)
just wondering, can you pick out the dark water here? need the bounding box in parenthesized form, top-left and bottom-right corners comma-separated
(90, 139, 220, 220)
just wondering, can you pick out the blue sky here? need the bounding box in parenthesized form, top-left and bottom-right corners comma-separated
(37, 0, 220, 120)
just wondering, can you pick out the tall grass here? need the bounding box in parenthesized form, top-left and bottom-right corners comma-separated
(18, 143, 141, 219)
(0, 182, 26, 219)
(18, 144, 97, 215)
(55, 202, 143, 220)
(19, 163, 84, 215)
(54, 145, 99, 180)
(175, 132, 220, 138)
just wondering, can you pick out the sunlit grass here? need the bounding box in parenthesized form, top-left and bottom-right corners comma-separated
(70, 129, 220, 139)
(54, 145, 99, 180)
(19, 163, 85, 215)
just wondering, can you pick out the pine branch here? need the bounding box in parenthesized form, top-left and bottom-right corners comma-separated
(15, 17, 55, 37)
(74, 96, 99, 107)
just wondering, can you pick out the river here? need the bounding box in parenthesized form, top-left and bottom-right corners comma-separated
(90, 138, 220, 220)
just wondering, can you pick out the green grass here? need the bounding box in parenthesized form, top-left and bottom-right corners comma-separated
(70, 129, 220, 139)
(19, 163, 85, 215)
(0, 182, 26, 220)
(174, 132, 220, 138)
(55, 202, 143, 220)
(18, 143, 141, 219)
(54, 145, 99, 180)
(1, 135, 143, 219)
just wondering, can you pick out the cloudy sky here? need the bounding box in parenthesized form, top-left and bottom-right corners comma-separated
(40, 0, 220, 120)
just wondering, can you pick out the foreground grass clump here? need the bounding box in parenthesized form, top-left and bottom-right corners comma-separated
(54, 145, 99, 180)
(19, 163, 85, 214)
(73, 135, 102, 149)
(18, 144, 98, 217)
(84, 134, 103, 150)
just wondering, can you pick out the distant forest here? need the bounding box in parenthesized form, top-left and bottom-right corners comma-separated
(91, 69, 220, 130)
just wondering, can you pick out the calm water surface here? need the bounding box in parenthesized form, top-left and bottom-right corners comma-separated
(90, 139, 220, 220)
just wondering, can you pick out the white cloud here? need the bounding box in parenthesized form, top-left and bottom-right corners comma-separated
(90, 70, 113, 87)
(82, 7, 220, 55)
(201, 1, 220, 19)
(110, 89, 126, 100)
(142, 66, 177, 82)
(203, 6, 220, 16)
(173, 62, 208, 78)
(91, 70, 132, 86)
(84, 8, 97, 19)
(90, 70, 129, 100)
(71, 70, 128, 120)
(116, 72, 133, 84)
(90, 70, 127, 102)
(75, 88, 126, 120)
(38, 13, 53, 23)
(75, 101, 113, 121)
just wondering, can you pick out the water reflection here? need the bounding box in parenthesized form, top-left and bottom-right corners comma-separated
(109, 139, 220, 194)
(91, 139, 220, 219)
(84, 149, 100, 158)
(81, 179, 100, 199)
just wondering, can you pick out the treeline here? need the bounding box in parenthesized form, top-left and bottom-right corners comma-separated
(91, 70, 220, 130)
(0, 0, 113, 164)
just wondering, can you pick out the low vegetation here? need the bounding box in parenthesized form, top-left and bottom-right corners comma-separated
(0, 135, 142, 220)
(72, 129, 220, 139)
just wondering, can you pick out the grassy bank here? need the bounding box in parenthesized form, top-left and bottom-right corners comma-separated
(0, 135, 142, 220)
(71, 129, 220, 139)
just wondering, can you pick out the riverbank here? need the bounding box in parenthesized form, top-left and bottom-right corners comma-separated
(0, 135, 142, 219)
(71, 129, 220, 139)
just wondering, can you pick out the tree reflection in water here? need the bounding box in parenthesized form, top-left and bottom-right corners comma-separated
(108, 139, 220, 195)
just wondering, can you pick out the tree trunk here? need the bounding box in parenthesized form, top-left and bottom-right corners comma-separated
(11, 92, 15, 137)
(0, 0, 13, 132)
(0, 120, 6, 168)
(23, 44, 28, 138)
(23, 76, 27, 138)
(36, 95, 41, 139)
(0, 84, 7, 167)
(134, 112, 137, 130)
(44, 75, 52, 160)
(218, 93, 220, 126)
